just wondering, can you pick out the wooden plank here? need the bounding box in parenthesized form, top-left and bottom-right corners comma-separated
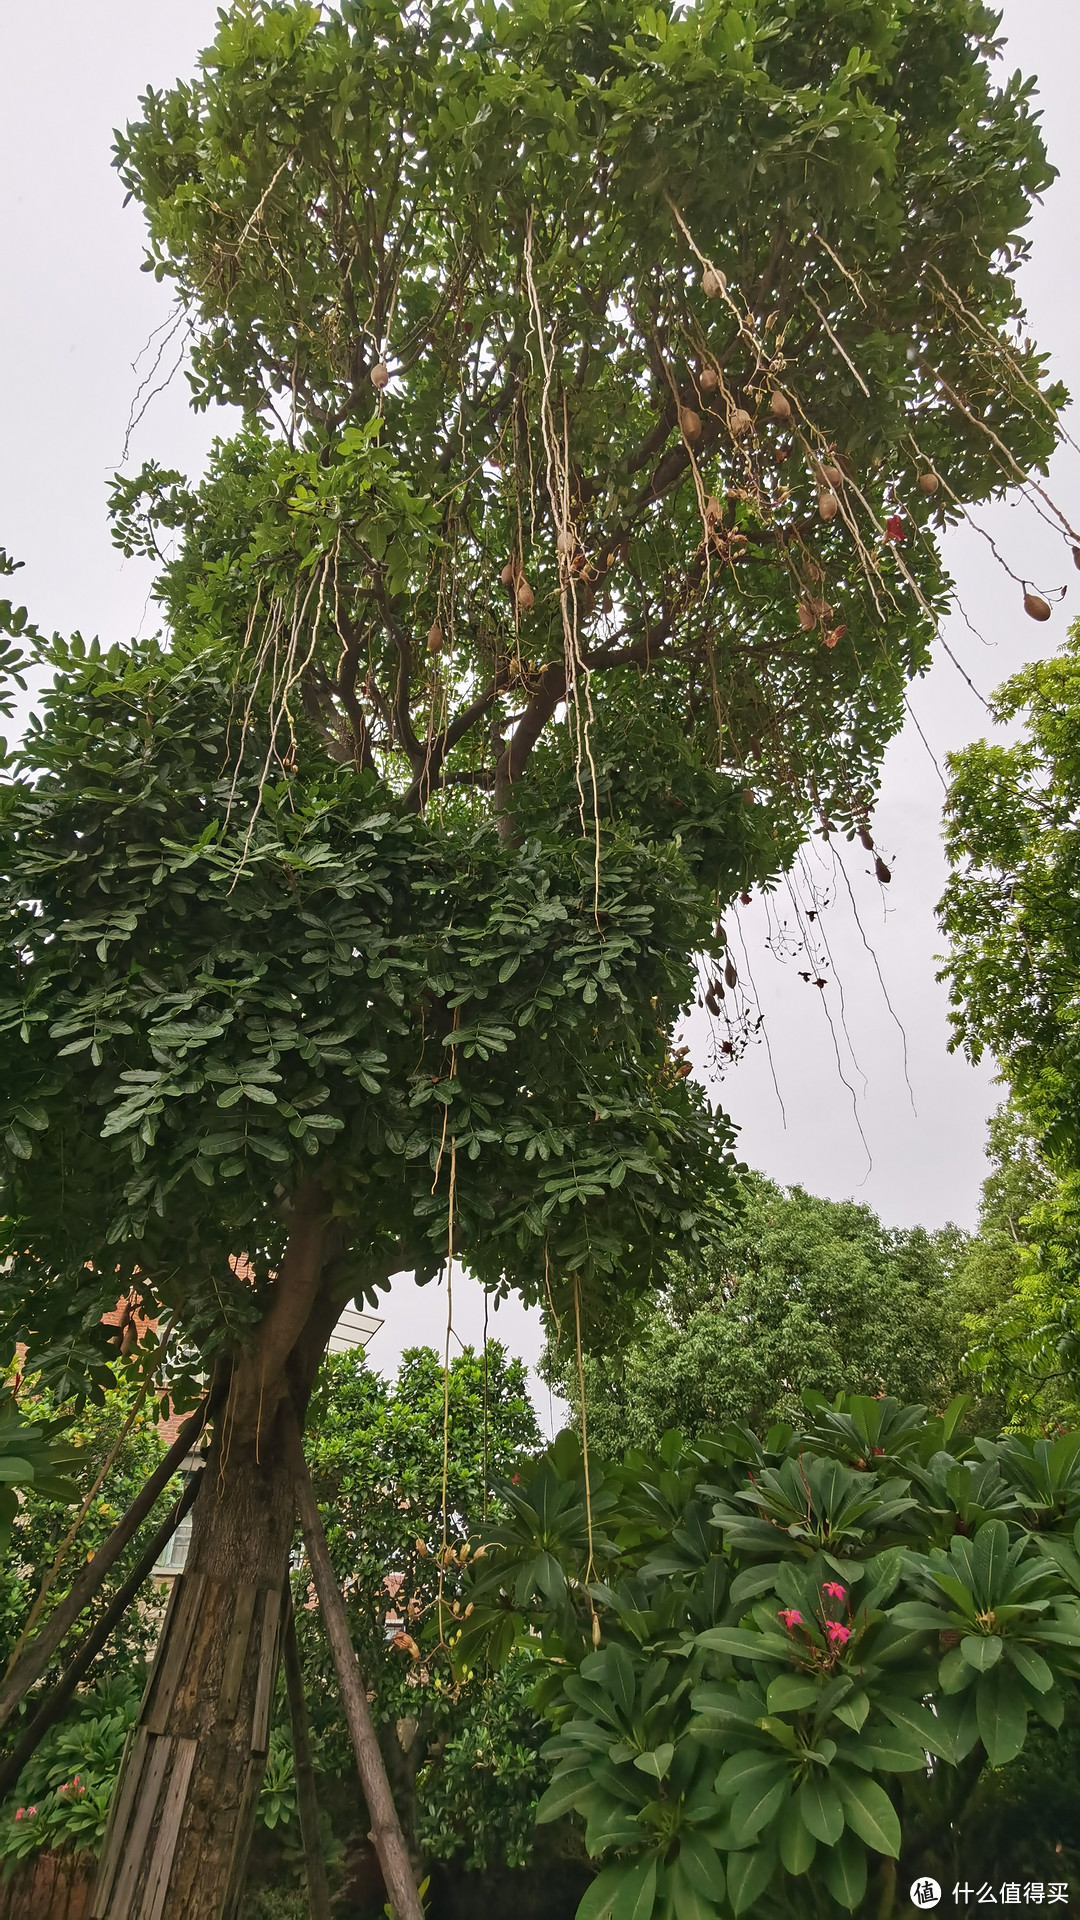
(136, 1572, 183, 1722)
(90, 1726, 147, 1918)
(143, 1574, 207, 1737)
(217, 1583, 257, 1723)
(104, 1735, 172, 1920)
(138, 1737, 198, 1920)
(250, 1585, 282, 1756)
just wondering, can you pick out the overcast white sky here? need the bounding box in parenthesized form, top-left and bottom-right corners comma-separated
(1, 4, 1077, 1408)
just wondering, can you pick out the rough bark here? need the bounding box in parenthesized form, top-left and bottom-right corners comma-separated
(91, 1192, 343, 1920)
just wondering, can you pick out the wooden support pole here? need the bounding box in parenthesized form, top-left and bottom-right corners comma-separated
(282, 1595, 334, 1920)
(0, 1401, 207, 1734)
(0, 1471, 201, 1803)
(285, 1413, 423, 1920)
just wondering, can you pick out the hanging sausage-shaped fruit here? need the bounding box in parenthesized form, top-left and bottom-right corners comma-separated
(818, 491, 839, 522)
(426, 623, 444, 655)
(702, 265, 727, 299)
(730, 408, 753, 438)
(769, 390, 792, 421)
(516, 578, 535, 612)
(679, 407, 703, 445)
(370, 360, 389, 390)
(1023, 591, 1051, 622)
(698, 366, 719, 395)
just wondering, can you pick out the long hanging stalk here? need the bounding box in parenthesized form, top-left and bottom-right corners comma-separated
(285, 1412, 423, 1920)
(0, 1401, 207, 1734)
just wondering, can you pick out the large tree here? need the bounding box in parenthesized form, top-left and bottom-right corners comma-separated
(0, 0, 1068, 1912)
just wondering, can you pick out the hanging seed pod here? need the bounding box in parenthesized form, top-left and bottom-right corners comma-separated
(370, 360, 389, 390)
(818, 491, 839, 522)
(724, 956, 738, 990)
(919, 471, 941, 496)
(557, 528, 576, 558)
(821, 463, 843, 490)
(804, 559, 824, 584)
(698, 366, 719, 395)
(704, 985, 720, 1018)
(500, 559, 517, 587)
(591, 1613, 603, 1648)
(858, 824, 875, 852)
(875, 855, 892, 885)
(1024, 591, 1052, 622)
(1073, 547, 1080, 572)
(415, 1538, 429, 1557)
(679, 407, 703, 444)
(730, 408, 754, 438)
(769, 390, 792, 422)
(516, 578, 535, 612)
(704, 495, 723, 523)
(702, 265, 727, 299)
(426, 622, 444, 655)
(798, 602, 817, 631)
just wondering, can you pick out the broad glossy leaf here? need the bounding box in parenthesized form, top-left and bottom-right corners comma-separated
(822, 1831, 868, 1911)
(798, 1774, 844, 1845)
(976, 1663, 1029, 1766)
(1005, 1642, 1052, 1692)
(778, 1796, 817, 1875)
(537, 1767, 595, 1825)
(726, 1846, 775, 1917)
(766, 1674, 820, 1715)
(611, 1856, 657, 1920)
(960, 1633, 1003, 1672)
(729, 1777, 789, 1848)
(575, 1865, 624, 1920)
(832, 1770, 901, 1858)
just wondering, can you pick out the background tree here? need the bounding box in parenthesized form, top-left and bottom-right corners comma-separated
(0, 0, 1070, 1911)
(941, 625, 1080, 1421)
(546, 1173, 973, 1452)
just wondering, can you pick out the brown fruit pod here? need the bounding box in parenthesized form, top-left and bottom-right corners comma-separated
(818, 491, 840, 522)
(874, 855, 892, 885)
(516, 578, 535, 612)
(1073, 546, 1080, 572)
(858, 824, 874, 852)
(370, 360, 389, 390)
(704, 494, 723, 523)
(679, 407, 703, 444)
(919, 472, 940, 496)
(769, 390, 792, 421)
(730, 408, 753, 438)
(821, 463, 843, 489)
(698, 366, 719, 394)
(1024, 591, 1052, 622)
(724, 956, 738, 990)
(426, 623, 444, 655)
(702, 265, 727, 299)
(500, 559, 518, 587)
(798, 602, 817, 631)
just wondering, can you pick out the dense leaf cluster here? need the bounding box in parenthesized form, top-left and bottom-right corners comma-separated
(459, 1397, 1080, 1918)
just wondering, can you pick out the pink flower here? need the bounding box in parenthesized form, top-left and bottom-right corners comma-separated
(14, 1810, 22, 1822)
(27, 1807, 36, 1818)
(822, 1582, 846, 1601)
(778, 1609, 803, 1630)
(825, 1622, 851, 1646)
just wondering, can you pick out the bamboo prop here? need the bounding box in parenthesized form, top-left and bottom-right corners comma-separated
(285, 1413, 423, 1920)
(282, 1595, 334, 1920)
(0, 1471, 201, 1802)
(0, 1401, 207, 1734)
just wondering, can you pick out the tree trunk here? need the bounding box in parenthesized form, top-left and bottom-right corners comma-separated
(91, 1385, 299, 1920)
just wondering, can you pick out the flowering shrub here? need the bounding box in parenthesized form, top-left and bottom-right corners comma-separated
(459, 1395, 1080, 1917)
